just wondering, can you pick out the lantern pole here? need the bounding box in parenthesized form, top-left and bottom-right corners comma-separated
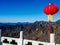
(48, 20, 50, 42)
(48, 2, 51, 43)
(47, 3, 54, 42)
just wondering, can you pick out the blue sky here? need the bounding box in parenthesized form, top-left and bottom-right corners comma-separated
(0, 0, 60, 22)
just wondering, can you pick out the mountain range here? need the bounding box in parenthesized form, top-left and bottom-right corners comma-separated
(0, 20, 60, 44)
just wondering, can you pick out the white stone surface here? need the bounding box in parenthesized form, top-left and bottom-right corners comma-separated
(50, 33, 55, 43)
(1, 37, 56, 45)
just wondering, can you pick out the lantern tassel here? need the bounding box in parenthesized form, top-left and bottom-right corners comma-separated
(48, 14, 54, 20)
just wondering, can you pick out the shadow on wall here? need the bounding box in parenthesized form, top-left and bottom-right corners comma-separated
(10, 40, 17, 45)
(26, 42, 43, 45)
(3, 39, 17, 45)
(3, 39, 9, 44)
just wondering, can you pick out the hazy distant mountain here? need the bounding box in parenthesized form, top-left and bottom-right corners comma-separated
(0, 20, 60, 44)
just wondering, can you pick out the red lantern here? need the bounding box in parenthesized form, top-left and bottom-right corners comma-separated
(43, 3, 59, 15)
(43, 3, 59, 20)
